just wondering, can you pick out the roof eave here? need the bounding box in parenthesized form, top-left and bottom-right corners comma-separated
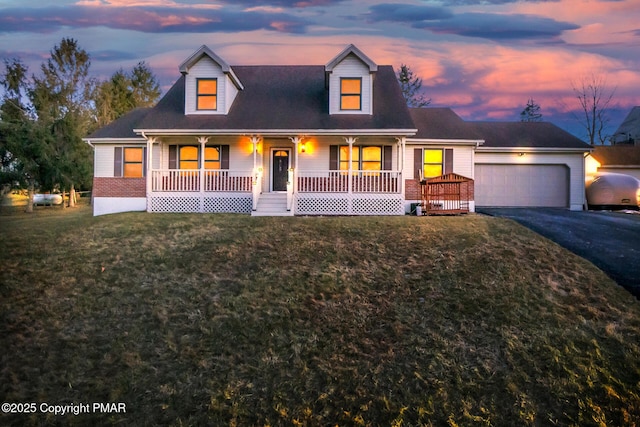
(134, 128, 417, 137)
(476, 146, 593, 153)
(407, 138, 485, 146)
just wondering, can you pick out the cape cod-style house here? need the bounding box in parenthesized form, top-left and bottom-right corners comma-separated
(86, 44, 591, 216)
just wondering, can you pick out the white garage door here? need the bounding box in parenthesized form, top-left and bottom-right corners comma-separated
(475, 164, 569, 207)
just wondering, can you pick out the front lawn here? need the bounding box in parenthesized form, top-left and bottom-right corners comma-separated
(1, 204, 639, 426)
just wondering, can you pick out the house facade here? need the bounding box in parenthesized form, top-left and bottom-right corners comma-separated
(86, 44, 591, 216)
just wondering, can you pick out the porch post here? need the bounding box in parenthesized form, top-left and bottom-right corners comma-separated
(197, 136, 209, 213)
(344, 137, 357, 195)
(146, 136, 157, 212)
(397, 137, 406, 196)
(250, 136, 262, 210)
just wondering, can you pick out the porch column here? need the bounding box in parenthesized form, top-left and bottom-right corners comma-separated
(145, 136, 157, 212)
(197, 136, 209, 212)
(397, 137, 406, 195)
(344, 137, 357, 195)
(250, 135, 262, 210)
(289, 136, 303, 194)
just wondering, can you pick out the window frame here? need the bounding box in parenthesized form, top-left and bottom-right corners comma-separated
(114, 146, 146, 178)
(196, 78, 218, 111)
(422, 149, 444, 179)
(168, 145, 228, 170)
(338, 145, 383, 172)
(340, 77, 362, 111)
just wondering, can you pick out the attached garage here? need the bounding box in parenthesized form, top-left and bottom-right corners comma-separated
(475, 164, 569, 207)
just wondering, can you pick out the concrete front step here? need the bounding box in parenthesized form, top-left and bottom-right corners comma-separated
(251, 193, 293, 216)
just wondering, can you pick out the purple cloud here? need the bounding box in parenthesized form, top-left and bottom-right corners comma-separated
(0, 5, 311, 34)
(415, 13, 579, 41)
(216, 0, 346, 6)
(367, 4, 453, 22)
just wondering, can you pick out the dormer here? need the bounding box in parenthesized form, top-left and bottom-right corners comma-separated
(325, 44, 377, 115)
(180, 45, 244, 115)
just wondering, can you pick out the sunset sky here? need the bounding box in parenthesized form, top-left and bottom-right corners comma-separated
(0, 0, 638, 140)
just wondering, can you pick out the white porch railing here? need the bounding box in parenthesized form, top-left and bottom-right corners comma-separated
(297, 170, 401, 193)
(151, 170, 252, 192)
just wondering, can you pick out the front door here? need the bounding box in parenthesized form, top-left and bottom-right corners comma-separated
(272, 149, 290, 191)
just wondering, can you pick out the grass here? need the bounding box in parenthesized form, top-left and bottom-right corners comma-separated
(1, 202, 639, 426)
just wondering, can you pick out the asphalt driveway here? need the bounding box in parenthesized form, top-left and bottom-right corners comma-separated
(478, 208, 640, 298)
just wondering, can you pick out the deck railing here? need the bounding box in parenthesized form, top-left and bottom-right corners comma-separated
(151, 170, 252, 192)
(297, 170, 400, 193)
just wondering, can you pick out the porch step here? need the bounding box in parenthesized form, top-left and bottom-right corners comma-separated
(251, 193, 293, 217)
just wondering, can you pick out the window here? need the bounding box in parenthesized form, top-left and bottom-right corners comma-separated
(179, 146, 199, 169)
(338, 146, 384, 172)
(197, 78, 217, 110)
(414, 148, 453, 180)
(169, 145, 229, 170)
(423, 149, 443, 179)
(114, 147, 145, 178)
(340, 78, 361, 110)
(123, 148, 144, 177)
(205, 146, 221, 170)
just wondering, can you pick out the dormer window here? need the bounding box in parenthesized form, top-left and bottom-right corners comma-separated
(341, 78, 362, 111)
(197, 78, 217, 111)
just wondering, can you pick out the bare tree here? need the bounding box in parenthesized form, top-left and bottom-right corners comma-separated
(571, 73, 616, 145)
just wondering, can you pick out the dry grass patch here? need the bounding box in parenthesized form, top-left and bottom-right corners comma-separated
(1, 204, 639, 426)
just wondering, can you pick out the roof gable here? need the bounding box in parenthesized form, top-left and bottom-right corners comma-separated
(325, 44, 378, 73)
(179, 45, 243, 90)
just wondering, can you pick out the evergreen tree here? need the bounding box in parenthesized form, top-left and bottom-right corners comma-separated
(29, 37, 95, 206)
(0, 58, 53, 212)
(92, 61, 160, 131)
(397, 64, 431, 108)
(520, 98, 543, 122)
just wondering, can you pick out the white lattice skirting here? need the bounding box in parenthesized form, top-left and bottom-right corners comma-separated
(295, 194, 404, 216)
(150, 192, 252, 213)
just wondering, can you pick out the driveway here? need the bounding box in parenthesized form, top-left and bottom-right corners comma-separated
(478, 208, 640, 298)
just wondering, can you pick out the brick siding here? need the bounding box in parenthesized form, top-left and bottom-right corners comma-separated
(404, 179, 421, 200)
(93, 177, 146, 198)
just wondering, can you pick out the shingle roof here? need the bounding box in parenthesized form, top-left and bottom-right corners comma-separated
(469, 121, 591, 149)
(88, 107, 151, 139)
(135, 65, 415, 133)
(409, 108, 480, 140)
(591, 145, 640, 166)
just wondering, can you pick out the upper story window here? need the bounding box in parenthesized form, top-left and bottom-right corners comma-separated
(197, 78, 217, 110)
(340, 78, 362, 110)
(123, 147, 144, 177)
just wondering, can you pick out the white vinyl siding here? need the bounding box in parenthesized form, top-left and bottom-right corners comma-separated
(474, 152, 586, 210)
(184, 56, 237, 115)
(94, 144, 116, 177)
(328, 54, 372, 115)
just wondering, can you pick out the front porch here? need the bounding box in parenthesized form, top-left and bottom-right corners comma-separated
(147, 168, 404, 215)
